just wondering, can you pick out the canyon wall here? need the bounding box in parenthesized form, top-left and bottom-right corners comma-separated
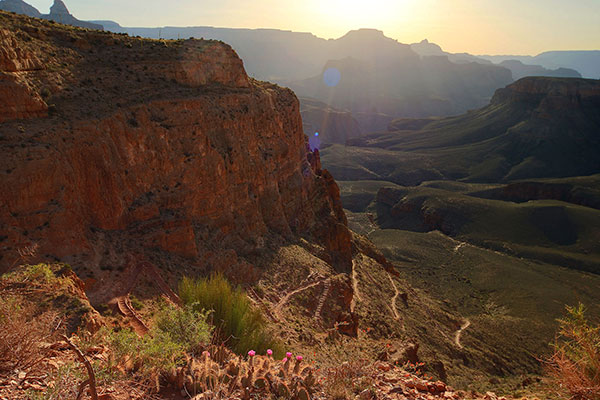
(0, 11, 352, 274)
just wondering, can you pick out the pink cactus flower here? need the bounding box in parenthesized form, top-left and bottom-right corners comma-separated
(267, 349, 273, 356)
(202, 351, 210, 358)
(248, 350, 256, 357)
(286, 352, 293, 358)
(296, 356, 303, 362)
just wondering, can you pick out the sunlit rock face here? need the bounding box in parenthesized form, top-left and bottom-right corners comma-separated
(0, 13, 353, 272)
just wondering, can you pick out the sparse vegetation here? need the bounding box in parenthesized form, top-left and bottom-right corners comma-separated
(178, 273, 283, 356)
(546, 304, 600, 400)
(322, 360, 372, 399)
(0, 295, 62, 373)
(99, 303, 212, 390)
(153, 303, 213, 356)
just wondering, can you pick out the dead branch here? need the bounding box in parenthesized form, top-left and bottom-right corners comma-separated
(61, 335, 98, 400)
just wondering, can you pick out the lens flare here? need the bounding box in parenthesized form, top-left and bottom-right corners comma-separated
(309, 132, 321, 150)
(323, 68, 341, 87)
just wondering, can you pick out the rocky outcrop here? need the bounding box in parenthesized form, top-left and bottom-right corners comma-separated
(48, 0, 68, 16)
(376, 187, 467, 235)
(42, 0, 103, 30)
(0, 29, 47, 122)
(492, 76, 600, 105)
(0, 13, 353, 273)
(166, 40, 250, 88)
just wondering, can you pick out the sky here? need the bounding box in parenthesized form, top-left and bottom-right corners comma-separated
(26, 0, 600, 55)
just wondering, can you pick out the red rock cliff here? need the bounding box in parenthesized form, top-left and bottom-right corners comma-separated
(0, 12, 352, 273)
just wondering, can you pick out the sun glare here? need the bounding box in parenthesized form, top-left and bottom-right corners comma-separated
(318, 0, 414, 33)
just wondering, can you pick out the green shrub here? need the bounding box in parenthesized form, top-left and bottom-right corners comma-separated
(153, 303, 212, 357)
(24, 263, 55, 283)
(546, 303, 600, 400)
(129, 295, 144, 311)
(2, 263, 70, 289)
(101, 303, 212, 389)
(178, 273, 282, 356)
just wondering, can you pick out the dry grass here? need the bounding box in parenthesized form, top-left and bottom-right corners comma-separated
(0, 296, 62, 373)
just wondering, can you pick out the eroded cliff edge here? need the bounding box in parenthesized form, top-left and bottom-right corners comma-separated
(0, 12, 353, 277)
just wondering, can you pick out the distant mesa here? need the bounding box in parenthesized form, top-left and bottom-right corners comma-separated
(290, 51, 512, 124)
(88, 19, 122, 30)
(0, 0, 103, 30)
(479, 51, 600, 79)
(410, 39, 589, 79)
(410, 39, 493, 65)
(499, 59, 581, 80)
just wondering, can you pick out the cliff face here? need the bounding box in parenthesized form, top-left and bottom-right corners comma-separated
(0, 29, 47, 121)
(491, 76, 600, 106)
(0, 11, 352, 273)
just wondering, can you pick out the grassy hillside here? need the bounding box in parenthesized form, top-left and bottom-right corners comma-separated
(338, 179, 600, 393)
(368, 229, 600, 384)
(339, 178, 600, 272)
(334, 170, 600, 394)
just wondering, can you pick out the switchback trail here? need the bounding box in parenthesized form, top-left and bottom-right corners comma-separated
(247, 287, 279, 323)
(113, 257, 182, 336)
(454, 319, 471, 349)
(387, 272, 401, 321)
(351, 260, 362, 312)
(453, 242, 466, 252)
(272, 277, 328, 318)
(116, 295, 149, 336)
(313, 278, 332, 321)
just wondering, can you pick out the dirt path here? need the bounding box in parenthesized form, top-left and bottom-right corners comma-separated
(112, 257, 182, 336)
(387, 272, 401, 321)
(247, 287, 279, 323)
(351, 260, 362, 312)
(453, 242, 466, 252)
(121, 260, 182, 306)
(454, 319, 471, 349)
(443, 233, 507, 258)
(116, 295, 149, 336)
(313, 279, 332, 321)
(272, 277, 327, 318)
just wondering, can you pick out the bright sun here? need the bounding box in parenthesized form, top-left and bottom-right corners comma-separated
(318, 0, 414, 31)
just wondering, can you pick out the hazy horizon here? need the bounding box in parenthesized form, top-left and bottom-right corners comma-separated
(20, 0, 600, 55)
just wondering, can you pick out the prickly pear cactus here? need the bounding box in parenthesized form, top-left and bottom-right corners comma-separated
(296, 387, 311, 400)
(276, 381, 291, 397)
(254, 376, 268, 390)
